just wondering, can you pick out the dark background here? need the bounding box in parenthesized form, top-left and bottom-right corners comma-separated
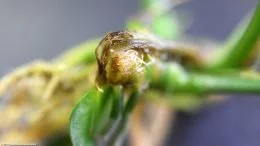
(0, 0, 259, 146)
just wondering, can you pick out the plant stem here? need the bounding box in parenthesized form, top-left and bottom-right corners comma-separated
(186, 73, 260, 94)
(149, 63, 260, 94)
(54, 39, 99, 68)
(105, 92, 139, 146)
(209, 1, 260, 69)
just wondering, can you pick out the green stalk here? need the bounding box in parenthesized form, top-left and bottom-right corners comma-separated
(186, 74, 260, 94)
(149, 63, 260, 94)
(209, 1, 260, 69)
(106, 91, 139, 146)
(54, 39, 99, 68)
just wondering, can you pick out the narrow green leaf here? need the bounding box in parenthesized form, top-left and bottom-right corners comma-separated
(209, 1, 260, 69)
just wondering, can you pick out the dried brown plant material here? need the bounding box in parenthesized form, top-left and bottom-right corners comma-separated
(130, 101, 174, 146)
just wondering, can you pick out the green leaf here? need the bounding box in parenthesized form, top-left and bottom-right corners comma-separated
(126, 19, 147, 31)
(69, 89, 99, 146)
(69, 87, 121, 146)
(209, 1, 260, 69)
(152, 15, 180, 39)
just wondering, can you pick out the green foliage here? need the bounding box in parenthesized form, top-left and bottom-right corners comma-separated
(209, 2, 260, 69)
(70, 87, 121, 146)
(152, 14, 181, 39)
(69, 0, 260, 146)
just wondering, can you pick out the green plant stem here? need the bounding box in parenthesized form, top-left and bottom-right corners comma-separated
(54, 39, 99, 68)
(105, 91, 139, 146)
(105, 116, 127, 146)
(149, 63, 260, 94)
(209, 1, 260, 69)
(186, 74, 260, 94)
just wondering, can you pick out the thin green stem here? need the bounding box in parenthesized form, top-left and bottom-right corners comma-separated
(149, 63, 260, 94)
(105, 91, 139, 146)
(186, 73, 260, 94)
(105, 116, 127, 146)
(209, 1, 260, 69)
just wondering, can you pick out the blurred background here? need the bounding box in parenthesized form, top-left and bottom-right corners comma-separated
(0, 0, 259, 146)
